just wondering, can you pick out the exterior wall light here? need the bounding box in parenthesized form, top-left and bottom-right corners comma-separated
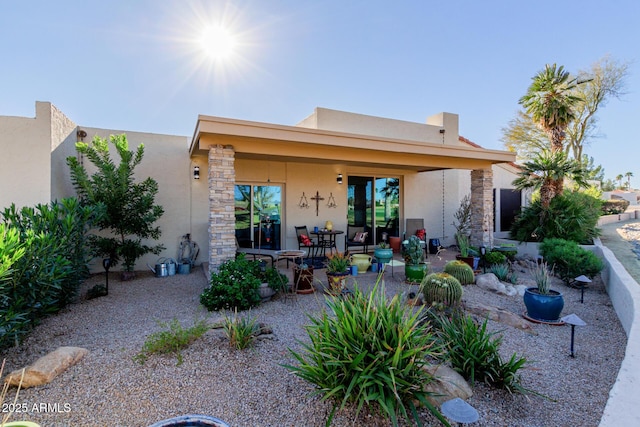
(193, 166, 200, 180)
(337, 173, 343, 184)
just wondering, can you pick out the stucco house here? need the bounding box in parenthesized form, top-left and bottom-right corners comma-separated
(0, 101, 519, 271)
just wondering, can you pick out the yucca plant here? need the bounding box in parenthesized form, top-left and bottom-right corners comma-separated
(443, 260, 475, 285)
(490, 263, 518, 284)
(223, 309, 259, 350)
(285, 279, 450, 427)
(435, 314, 531, 395)
(530, 261, 552, 294)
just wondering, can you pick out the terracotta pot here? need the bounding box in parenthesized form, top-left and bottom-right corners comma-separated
(456, 255, 475, 269)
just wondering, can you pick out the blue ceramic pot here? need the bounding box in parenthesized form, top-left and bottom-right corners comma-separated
(374, 247, 393, 264)
(523, 288, 564, 322)
(148, 415, 230, 427)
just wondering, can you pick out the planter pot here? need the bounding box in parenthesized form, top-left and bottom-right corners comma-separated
(374, 247, 393, 264)
(259, 282, 276, 301)
(389, 237, 401, 253)
(294, 266, 315, 293)
(456, 255, 475, 269)
(326, 271, 349, 295)
(405, 263, 427, 284)
(349, 254, 372, 272)
(148, 414, 230, 427)
(523, 287, 564, 322)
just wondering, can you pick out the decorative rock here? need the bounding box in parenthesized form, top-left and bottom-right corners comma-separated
(423, 364, 473, 406)
(5, 346, 88, 388)
(463, 301, 537, 335)
(513, 284, 529, 296)
(475, 273, 508, 295)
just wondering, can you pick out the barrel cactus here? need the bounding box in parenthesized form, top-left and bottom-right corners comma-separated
(421, 272, 463, 307)
(444, 260, 475, 285)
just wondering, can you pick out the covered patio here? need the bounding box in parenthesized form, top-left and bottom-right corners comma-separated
(188, 108, 516, 270)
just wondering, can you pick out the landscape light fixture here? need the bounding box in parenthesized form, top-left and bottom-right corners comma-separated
(193, 166, 200, 180)
(441, 397, 479, 425)
(574, 275, 592, 303)
(560, 313, 587, 358)
(337, 174, 343, 184)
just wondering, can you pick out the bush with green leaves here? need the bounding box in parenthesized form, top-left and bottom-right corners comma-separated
(540, 238, 604, 284)
(200, 254, 262, 311)
(435, 314, 530, 395)
(285, 280, 449, 427)
(0, 199, 97, 348)
(601, 199, 630, 215)
(510, 190, 602, 244)
(484, 250, 507, 266)
(134, 318, 210, 366)
(67, 133, 164, 272)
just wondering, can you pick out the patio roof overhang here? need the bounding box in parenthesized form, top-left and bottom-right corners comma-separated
(189, 115, 516, 172)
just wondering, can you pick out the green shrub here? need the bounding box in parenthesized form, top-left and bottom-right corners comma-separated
(435, 314, 530, 395)
(540, 238, 604, 284)
(510, 190, 602, 244)
(285, 280, 450, 427)
(421, 273, 463, 307)
(263, 266, 288, 292)
(0, 199, 97, 348)
(601, 199, 630, 215)
(200, 254, 262, 311)
(134, 317, 210, 366)
(223, 310, 259, 350)
(443, 260, 475, 285)
(484, 251, 506, 266)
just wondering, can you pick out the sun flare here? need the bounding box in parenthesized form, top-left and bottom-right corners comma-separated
(199, 25, 237, 61)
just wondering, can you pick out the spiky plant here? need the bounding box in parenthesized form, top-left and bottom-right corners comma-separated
(444, 260, 475, 285)
(420, 273, 463, 307)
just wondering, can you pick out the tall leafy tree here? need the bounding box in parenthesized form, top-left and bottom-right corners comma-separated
(67, 134, 164, 275)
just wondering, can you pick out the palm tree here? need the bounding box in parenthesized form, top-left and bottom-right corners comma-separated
(616, 174, 624, 189)
(513, 150, 588, 209)
(519, 64, 583, 203)
(625, 171, 634, 190)
(519, 64, 582, 153)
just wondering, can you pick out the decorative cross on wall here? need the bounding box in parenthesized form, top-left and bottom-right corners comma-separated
(310, 191, 324, 216)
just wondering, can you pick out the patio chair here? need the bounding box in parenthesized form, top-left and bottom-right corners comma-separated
(344, 225, 369, 254)
(294, 226, 319, 260)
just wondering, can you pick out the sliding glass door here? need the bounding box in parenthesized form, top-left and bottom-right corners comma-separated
(234, 184, 282, 250)
(347, 176, 399, 244)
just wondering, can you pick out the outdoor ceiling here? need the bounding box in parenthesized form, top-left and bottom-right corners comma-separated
(190, 115, 515, 172)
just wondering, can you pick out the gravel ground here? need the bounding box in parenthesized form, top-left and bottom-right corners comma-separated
(0, 240, 632, 427)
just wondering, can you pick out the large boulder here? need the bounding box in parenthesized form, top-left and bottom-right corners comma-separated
(423, 364, 473, 406)
(475, 273, 508, 295)
(5, 346, 88, 389)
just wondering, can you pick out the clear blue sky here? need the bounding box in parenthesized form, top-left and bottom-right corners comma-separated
(1, 0, 638, 187)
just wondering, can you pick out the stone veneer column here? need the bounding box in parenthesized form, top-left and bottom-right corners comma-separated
(208, 145, 236, 271)
(470, 168, 494, 248)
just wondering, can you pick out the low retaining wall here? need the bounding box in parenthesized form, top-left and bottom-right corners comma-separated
(598, 210, 640, 226)
(597, 241, 640, 426)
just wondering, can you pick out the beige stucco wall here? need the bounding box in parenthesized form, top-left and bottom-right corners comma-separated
(0, 102, 59, 210)
(297, 107, 459, 146)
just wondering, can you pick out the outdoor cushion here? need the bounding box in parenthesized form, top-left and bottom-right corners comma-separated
(353, 231, 368, 243)
(416, 228, 426, 240)
(299, 234, 312, 246)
